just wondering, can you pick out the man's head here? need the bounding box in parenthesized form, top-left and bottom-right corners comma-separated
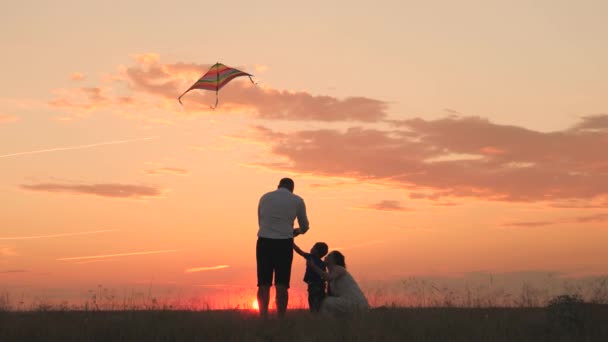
(278, 177, 295, 192)
(311, 242, 328, 258)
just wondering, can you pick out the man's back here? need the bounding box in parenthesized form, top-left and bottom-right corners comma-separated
(258, 188, 309, 239)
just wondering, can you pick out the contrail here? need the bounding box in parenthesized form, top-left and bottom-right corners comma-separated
(184, 265, 230, 273)
(57, 249, 181, 261)
(0, 229, 117, 240)
(0, 137, 158, 159)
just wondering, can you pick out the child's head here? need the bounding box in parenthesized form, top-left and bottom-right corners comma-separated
(311, 242, 328, 258)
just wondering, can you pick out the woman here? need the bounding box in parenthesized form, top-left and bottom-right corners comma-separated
(307, 250, 369, 315)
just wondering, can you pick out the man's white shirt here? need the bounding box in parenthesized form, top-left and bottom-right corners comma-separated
(257, 188, 309, 239)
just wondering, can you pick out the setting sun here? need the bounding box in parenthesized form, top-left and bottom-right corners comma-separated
(252, 299, 259, 311)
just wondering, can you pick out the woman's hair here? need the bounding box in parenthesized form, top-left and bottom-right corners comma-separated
(329, 251, 346, 268)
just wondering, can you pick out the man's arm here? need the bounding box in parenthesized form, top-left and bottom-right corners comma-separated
(257, 200, 261, 228)
(295, 198, 310, 235)
(293, 243, 310, 258)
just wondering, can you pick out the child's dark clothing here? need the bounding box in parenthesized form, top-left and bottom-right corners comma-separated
(304, 255, 326, 313)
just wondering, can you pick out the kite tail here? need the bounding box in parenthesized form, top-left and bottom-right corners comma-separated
(248, 75, 257, 86)
(177, 89, 191, 105)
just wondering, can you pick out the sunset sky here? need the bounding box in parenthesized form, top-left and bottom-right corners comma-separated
(1, 0, 607, 308)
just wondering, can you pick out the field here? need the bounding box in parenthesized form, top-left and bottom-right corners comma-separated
(1, 305, 607, 342)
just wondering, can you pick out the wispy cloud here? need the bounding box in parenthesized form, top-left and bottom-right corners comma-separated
(57, 249, 181, 261)
(186, 145, 207, 151)
(145, 167, 188, 176)
(70, 258, 117, 265)
(433, 202, 461, 207)
(502, 221, 556, 228)
(70, 72, 86, 81)
(352, 200, 410, 212)
(254, 64, 269, 73)
(184, 265, 230, 273)
(20, 183, 162, 199)
(0, 269, 26, 274)
(502, 212, 608, 228)
(390, 225, 431, 230)
(0, 114, 18, 123)
(575, 213, 608, 223)
(0, 136, 157, 159)
(0, 246, 19, 256)
(0, 229, 117, 241)
(333, 240, 385, 251)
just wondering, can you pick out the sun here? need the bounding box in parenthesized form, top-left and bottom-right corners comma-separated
(252, 299, 259, 311)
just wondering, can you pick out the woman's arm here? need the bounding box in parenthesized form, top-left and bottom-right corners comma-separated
(307, 260, 345, 281)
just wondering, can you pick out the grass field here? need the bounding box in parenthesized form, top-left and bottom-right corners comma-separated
(1, 305, 607, 341)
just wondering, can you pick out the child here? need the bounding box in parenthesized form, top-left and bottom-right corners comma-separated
(294, 242, 329, 313)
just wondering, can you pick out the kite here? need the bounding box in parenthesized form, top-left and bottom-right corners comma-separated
(178, 62, 255, 108)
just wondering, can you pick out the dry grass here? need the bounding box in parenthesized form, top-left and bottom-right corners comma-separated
(0, 305, 607, 341)
(1, 277, 608, 341)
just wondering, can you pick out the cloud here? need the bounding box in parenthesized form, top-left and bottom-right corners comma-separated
(131, 52, 161, 65)
(246, 114, 608, 205)
(254, 64, 269, 73)
(70, 258, 117, 265)
(20, 182, 162, 199)
(57, 249, 181, 261)
(409, 192, 448, 200)
(184, 265, 230, 273)
(0, 229, 117, 240)
(502, 212, 608, 228)
(333, 240, 385, 251)
(574, 213, 608, 223)
(0, 269, 26, 273)
(0, 247, 19, 256)
(70, 72, 86, 81)
(573, 114, 608, 132)
(187, 145, 207, 151)
(501, 221, 557, 228)
(432, 202, 461, 207)
(0, 136, 157, 159)
(49, 54, 387, 123)
(145, 167, 188, 176)
(0, 114, 18, 123)
(49, 87, 111, 115)
(390, 225, 430, 230)
(353, 200, 409, 212)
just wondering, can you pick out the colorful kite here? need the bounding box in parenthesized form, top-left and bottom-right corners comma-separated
(178, 62, 254, 108)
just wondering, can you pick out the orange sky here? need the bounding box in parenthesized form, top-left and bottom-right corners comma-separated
(1, 0, 608, 308)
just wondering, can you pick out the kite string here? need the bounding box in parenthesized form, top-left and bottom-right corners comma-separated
(213, 62, 220, 109)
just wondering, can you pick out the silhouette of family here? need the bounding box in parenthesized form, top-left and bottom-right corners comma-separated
(256, 178, 369, 318)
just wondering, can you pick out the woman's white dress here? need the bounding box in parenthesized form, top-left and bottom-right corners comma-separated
(321, 266, 369, 314)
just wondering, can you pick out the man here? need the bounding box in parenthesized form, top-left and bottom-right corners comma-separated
(256, 177, 309, 318)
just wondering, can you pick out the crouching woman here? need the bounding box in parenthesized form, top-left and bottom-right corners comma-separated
(307, 250, 369, 315)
